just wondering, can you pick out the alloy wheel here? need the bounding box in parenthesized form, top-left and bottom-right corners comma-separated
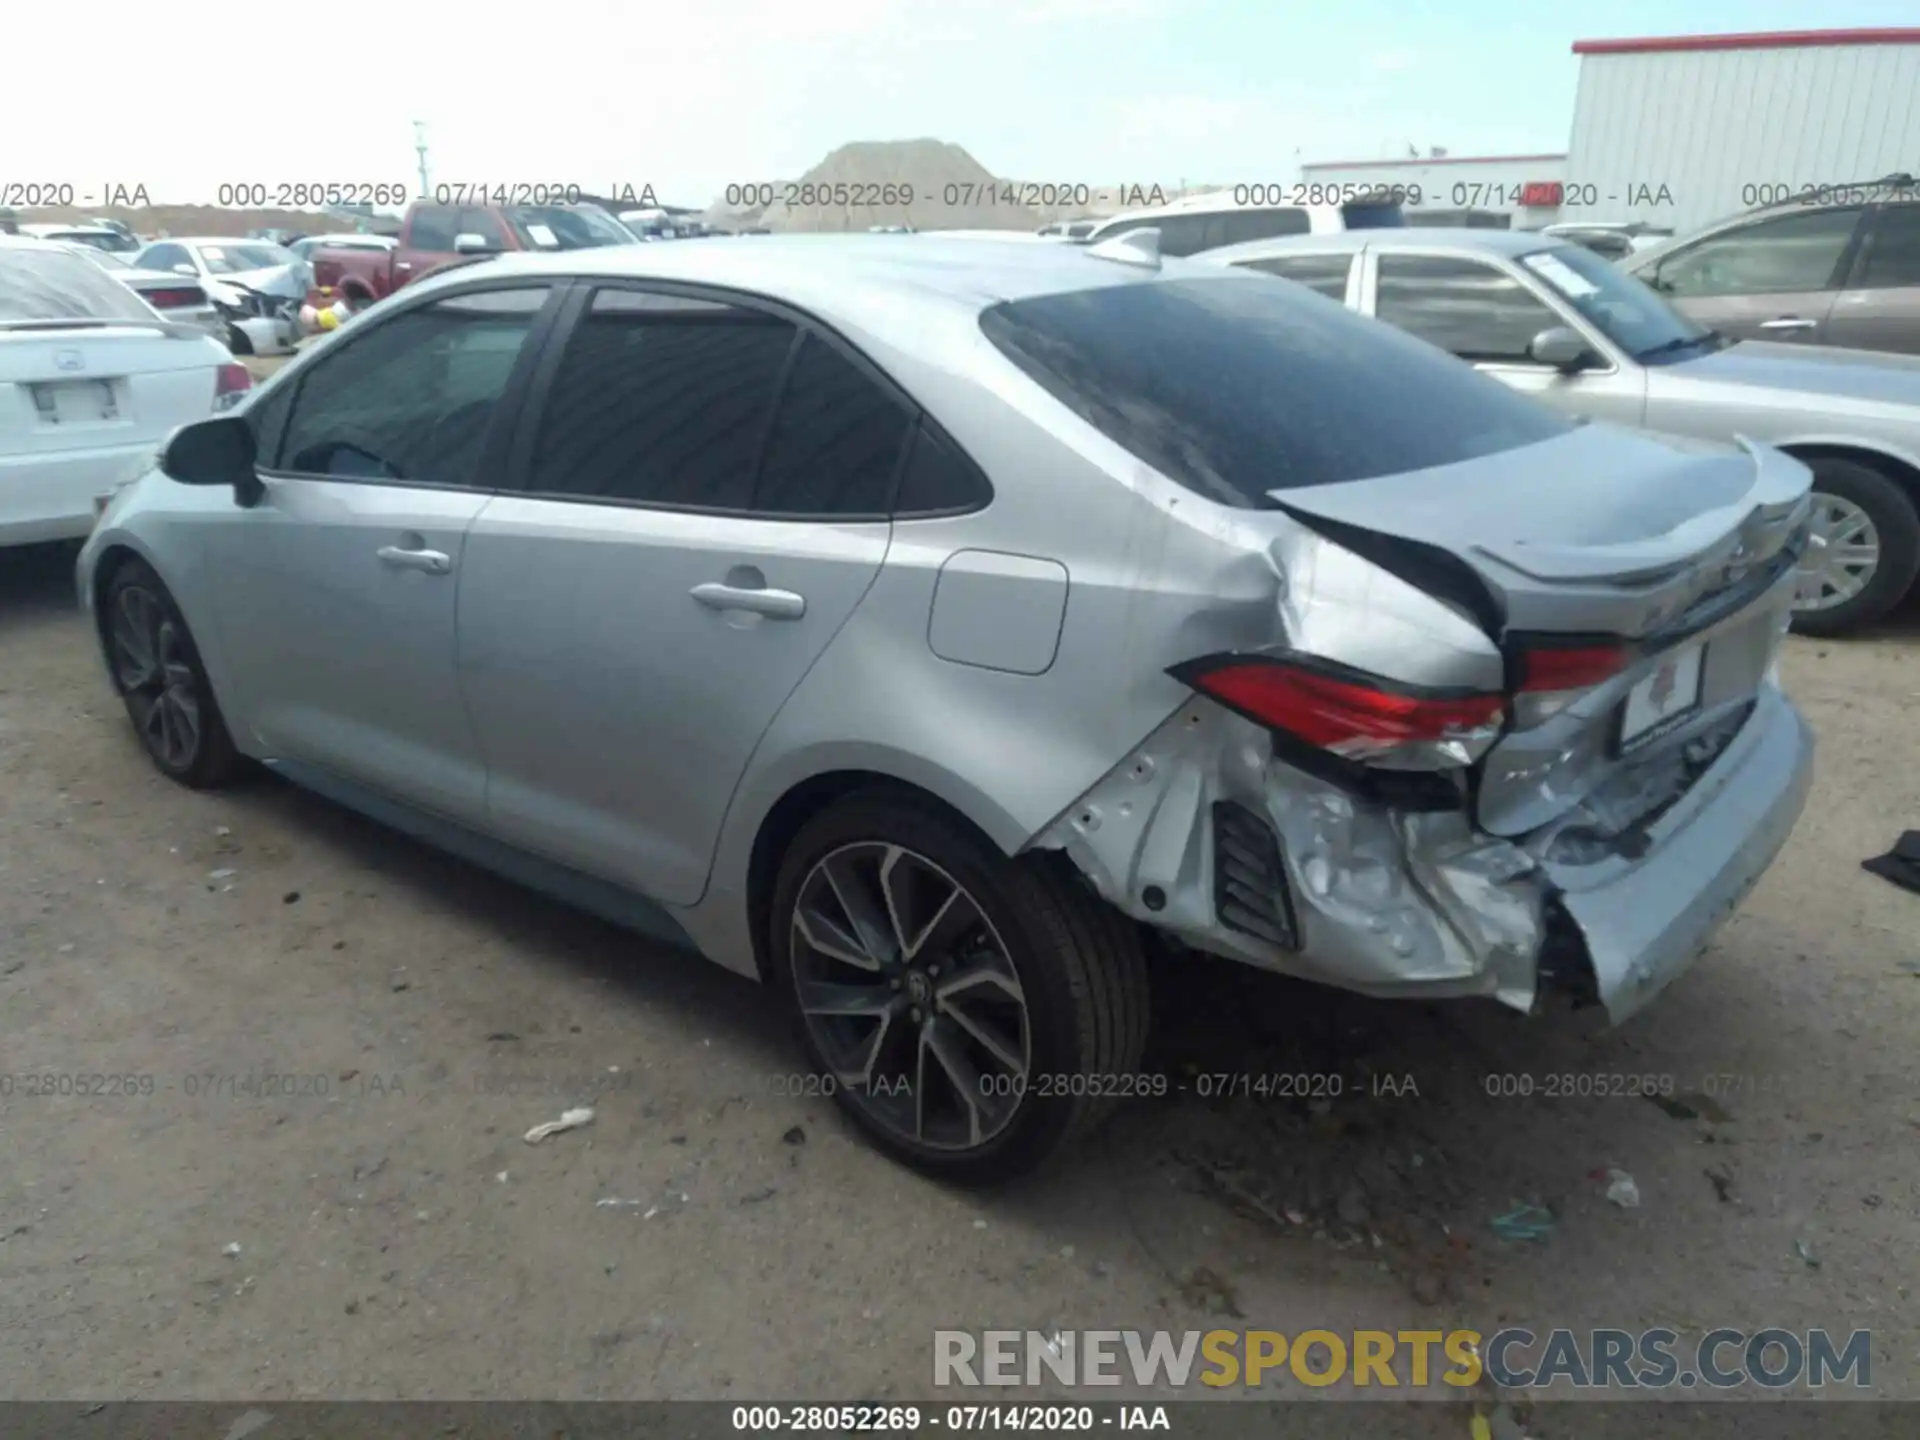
(109, 583, 203, 771)
(789, 842, 1030, 1152)
(1795, 493, 1881, 612)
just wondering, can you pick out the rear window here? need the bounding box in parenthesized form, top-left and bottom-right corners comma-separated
(0, 246, 160, 324)
(978, 276, 1570, 506)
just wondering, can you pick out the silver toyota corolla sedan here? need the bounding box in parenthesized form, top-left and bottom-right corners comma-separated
(77, 233, 1815, 1180)
(1200, 228, 1920, 635)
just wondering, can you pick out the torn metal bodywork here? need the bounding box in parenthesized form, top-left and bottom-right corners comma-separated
(1033, 698, 1551, 1011)
(1034, 483, 1813, 1026)
(1035, 526, 1551, 1012)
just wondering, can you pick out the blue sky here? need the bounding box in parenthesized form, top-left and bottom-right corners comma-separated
(7, 0, 1917, 208)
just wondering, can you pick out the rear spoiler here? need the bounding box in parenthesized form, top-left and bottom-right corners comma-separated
(0, 317, 210, 341)
(1467, 438, 1809, 584)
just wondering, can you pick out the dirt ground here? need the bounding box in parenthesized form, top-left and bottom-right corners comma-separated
(2, 535, 1916, 1428)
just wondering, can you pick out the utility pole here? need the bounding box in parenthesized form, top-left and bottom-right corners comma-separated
(413, 121, 431, 201)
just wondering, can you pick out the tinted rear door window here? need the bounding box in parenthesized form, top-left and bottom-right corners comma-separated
(525, 288, 795, 508)
(979, 276, 1568, 507)
(753, 332, 914, 516)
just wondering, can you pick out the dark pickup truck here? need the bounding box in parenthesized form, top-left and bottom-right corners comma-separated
(307, 199, 636, 314)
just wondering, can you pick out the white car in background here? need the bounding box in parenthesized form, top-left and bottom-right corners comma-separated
(130, 237, 307, 356)
(1080, 188, 1408, 256)
(20, 222, 144, 256)
(60, 244, 227, 342)
(0, 236, 249, 547)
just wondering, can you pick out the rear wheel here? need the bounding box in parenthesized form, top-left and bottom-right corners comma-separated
(103, 559, 241, 788)
(1790, 459, 1920, 636)
(767, 790, 1150, 1183)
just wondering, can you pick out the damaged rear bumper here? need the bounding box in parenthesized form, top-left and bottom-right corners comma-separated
(1541, 684, 1812, 1024)
(1034, 683, 1812, 1026)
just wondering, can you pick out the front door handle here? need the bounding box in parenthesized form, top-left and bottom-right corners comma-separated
(1759, 317, 1818, 332)
(690, 582, 806, 619)
(377, 545, 452, 575)
(395, 261, 413, 272)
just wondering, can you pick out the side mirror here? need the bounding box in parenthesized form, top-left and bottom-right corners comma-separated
(161, 415, 263, 507)
(452, 233, 497, 255)
(173, 263, 197, 276)
(1528, 326, 1597, 374)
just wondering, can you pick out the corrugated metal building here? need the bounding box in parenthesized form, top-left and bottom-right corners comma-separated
(1298, 154, 1568, 224)
(1562, 28, 1920, 232)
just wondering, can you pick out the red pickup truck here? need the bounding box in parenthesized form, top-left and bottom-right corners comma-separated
(307, 199, 637, 315)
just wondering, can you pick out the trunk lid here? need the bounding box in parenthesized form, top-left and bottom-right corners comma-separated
(1269, 423, 1811, 836)
(0, 327, 220, 457)
(1268, 423, 1808, 639)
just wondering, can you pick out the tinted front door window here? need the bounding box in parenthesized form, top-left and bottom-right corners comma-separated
(275, 288, 548, 482)
(1374, 254, 1562, 362)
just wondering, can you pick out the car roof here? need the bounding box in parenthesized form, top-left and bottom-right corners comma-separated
(0, 233, 77, 251)
(404, 234, 1260, 358)
(423, 232, 1228, 305)
(21, 223, 117, 236)
(1200, 227, 1563, 266)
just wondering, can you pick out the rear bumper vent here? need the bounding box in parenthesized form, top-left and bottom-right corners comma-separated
(1211, 801, 1299, 951)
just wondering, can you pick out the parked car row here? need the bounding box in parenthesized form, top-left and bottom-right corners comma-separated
(1200, 223, 1920, 633)
(301, 200, 641, 322)
(70, 229, 1820, 1182)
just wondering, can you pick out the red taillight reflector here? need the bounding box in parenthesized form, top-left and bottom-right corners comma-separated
(1173, 656, 1504, 751)
(1517, 642, 1629, 693)
(216, 362, 251, 396)
(144, 287, 204, 308)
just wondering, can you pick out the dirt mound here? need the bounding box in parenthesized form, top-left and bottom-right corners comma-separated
(724, 139, 1040, 233)
(694, 143, 1220, 235)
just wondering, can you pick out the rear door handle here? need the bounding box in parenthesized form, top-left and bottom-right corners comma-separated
(690, 582, 806, 619)
(394, 261, 413, 272)
(1759, 317, 1818, 332)
(377, 545, 452, 575)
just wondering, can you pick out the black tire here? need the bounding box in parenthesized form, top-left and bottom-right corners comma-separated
(102, 558, 242, 789)
(767, 788, 1150, 1184)
(224, 323, 254, 356)
(1790, 459, 1920, 637)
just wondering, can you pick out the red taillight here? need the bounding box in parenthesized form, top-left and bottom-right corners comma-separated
(143, 287, 204, 309)
(213, 362, 251, 412)
(1169, 654, 1505, 766)
(1516, 642, 1629, 693)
